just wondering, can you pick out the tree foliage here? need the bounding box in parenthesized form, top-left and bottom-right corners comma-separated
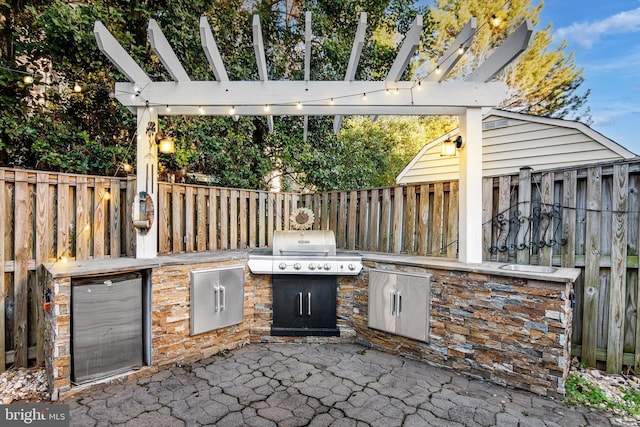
(427, 0, 590, 121)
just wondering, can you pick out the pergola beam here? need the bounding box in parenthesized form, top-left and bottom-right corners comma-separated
(334, 12, 367, 134)
(200, 16, 229, 82)
(94, 21, 151, 85)
(304, 11, 312, 141)
(252, 15, 274, 132)
(424, 18, 476, 82)
(386, 15, 423, 81)
(148, 19, 190, 81)
(114, 80, 506, 115)
(466, 20, 533, 82)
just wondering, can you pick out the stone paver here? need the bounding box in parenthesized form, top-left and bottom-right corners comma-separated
(66, 343, 623, 426)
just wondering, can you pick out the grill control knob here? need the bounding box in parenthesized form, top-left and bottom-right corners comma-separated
(294, 263, 301, 270)
(348, 263, 356, 271)
(308, 263, 316, 270)
(323, 263, 331, 271)
(278, 263, 287, 270)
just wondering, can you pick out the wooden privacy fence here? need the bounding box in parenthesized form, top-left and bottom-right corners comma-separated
(1, 169, 133, 371)
(482, 159, 640, 373)
(156, 181, 459, 256)
(6, 158, 640, 374)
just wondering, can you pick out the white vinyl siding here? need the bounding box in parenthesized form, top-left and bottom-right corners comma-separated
(396, 111, 637, 184)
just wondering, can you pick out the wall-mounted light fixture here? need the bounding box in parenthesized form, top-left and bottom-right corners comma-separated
(146, 121, 175, 154)
(440, 135, 463, 157)
(156, 132, 175, 154)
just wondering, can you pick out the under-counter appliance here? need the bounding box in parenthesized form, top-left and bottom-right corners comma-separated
(72, 273, 144, 384)
(248, 230, 362, 336)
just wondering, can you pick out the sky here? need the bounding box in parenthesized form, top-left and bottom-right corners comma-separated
(420, 0, 640, 155)
(538, 0, 640, 155)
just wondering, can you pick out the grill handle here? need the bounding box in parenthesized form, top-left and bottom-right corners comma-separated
(307, 292, 312, 315)
(278, 249, 330, 256)
(298, 292, 303, 316)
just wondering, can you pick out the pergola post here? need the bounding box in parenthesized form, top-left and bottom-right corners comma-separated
(458, 107, 483, 263)
(135, 107, 159, 258)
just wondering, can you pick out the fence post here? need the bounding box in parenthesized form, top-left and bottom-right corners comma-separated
(516, 167, 532, 265)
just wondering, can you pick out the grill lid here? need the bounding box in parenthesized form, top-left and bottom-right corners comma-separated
(272, 230, 336, 257)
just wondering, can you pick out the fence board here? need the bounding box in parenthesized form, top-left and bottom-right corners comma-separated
(369, 189, 379, 251)
(93, 179, 106, 258)
(447, 182, 459, 258)
(338, 192, 347, 247)
(358, 190, 368, 250)
(172, 184, 182, 253)
(35, 173, 49, 365)
(125, 176, 136, 256)
(404, 187, 416, 254)
(348, 191, 357, 250)
(482, 178, 493, 261)
(392, 187, 403, 254)
(185, 186, 195, 252)
(229, 190, 238, 249)
(75, 181, 90, 260)
(56, 175, 69, 259)
(13, 171, 29, 367)
(0, 170, 5, 370)
(219, 189, 229, 249)
(582, 166, 602, 366)
(197, 188, 207, 252)
(607, 164, 628, 372)
(516, 168, 532, 265)
(110, 179, 122, 257)
(380, 189, 391, 252)
(208, 188, 218, 251)
(497, 176, 511, 262)
(249, 191, 257, 248)
(239, 190, 248, 248)
(417, 184, 429, 255)
(431, 183, 443, 255)
(158, 184, 170, 254)
(539, 173, 554, 266)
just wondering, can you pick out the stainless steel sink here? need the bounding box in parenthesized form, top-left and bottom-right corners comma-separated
(499, 264, 557, 274)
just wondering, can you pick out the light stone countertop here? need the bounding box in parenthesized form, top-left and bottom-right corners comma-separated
(44, 249, 580, 284)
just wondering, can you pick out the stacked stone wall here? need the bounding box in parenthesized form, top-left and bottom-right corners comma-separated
(351, 262, 573, 397)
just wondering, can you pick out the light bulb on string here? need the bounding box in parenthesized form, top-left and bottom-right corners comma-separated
(23, 75, 34, 84)
(60, 255, 68, 264)
(198, 106, 205, 114)
(264, 104, 270, 112)
(457, 45, 465, 55)
(83, 223, 91, 233)
(490, 14, 502, 28)
(73, 82, 82, 93)
(228, 106, 236, 115)
(103, 191, 111, 201)
(123, 162, 132, 173)
(394, 88, 399, 95)
(435, 66, 442, 75)
(296, 101, 303, 110)
(362, 93, 367, 100)
(329, 98, 335, 105)
(165, 105, 171, 112)
(416, 81, 423, 91)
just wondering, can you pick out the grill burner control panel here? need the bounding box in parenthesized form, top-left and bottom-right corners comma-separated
(248, 255, 363, 275)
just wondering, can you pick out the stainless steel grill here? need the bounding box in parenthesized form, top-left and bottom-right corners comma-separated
(247, 230, 363, 275)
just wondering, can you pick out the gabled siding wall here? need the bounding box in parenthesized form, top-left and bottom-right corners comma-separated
(397, 113, 636, 184)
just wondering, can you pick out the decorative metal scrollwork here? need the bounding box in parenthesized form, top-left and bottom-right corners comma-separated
(488, 203, 567, 254)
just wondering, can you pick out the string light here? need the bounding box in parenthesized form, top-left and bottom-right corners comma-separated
(264, 104, 270, 112)
(457, 45, 465, 55)
(490, 14, 501, 27)
(165, 105, 171, 112)
(362, 93, 367, 100)
(23, 75, 34, 84)
(123, 162, 132, 173)
(435, 66, 442, 75)
(296, 101, 302, 110)
(83, 223, 91, 233)
(103, 191, 111, 201)
(60, 255, 68, 264)
(385, 88, 390, 94)
(198, 106, 204, 114)
(416, 81, 422, 91)
(329, 98, 334, 105)
(228, 106, 236, 115)
(394, 87, 399, 95)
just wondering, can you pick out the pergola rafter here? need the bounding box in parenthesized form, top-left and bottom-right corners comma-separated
(94, 12, 532, 262)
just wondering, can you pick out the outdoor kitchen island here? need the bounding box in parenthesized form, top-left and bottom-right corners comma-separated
(43, 250, 580, 401)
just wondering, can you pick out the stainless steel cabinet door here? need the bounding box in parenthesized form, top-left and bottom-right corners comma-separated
(395, 273, 429, 342)
(368, 269, 397, 334)
(368, 269, 431, 342)
(190, 266, 244, 335)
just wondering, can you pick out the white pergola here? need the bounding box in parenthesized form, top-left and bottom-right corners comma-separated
(94, 12, 532, 262)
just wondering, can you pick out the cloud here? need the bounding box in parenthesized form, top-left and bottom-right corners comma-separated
(556, 7, 640, 48)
